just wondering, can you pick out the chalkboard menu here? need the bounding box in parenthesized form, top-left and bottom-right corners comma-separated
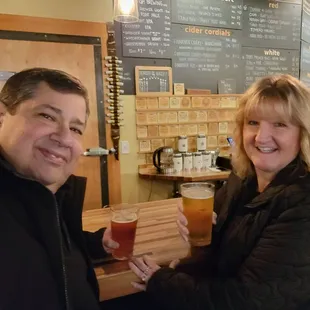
(302, 0, 310, 44)
(243, 47, 300, 89)
(171, 0, 243, 29)
(172, 24, 242, 93)
(218, 79, 237, 94)
(121, 0, 171, 58)
(135, 66, 172, 95)
(242, 0, 301, 49)
(300, 41, 310, 87)
(121, 58, 171, 95)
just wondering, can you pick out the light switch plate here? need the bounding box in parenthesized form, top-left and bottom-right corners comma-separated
(121, 140, 130, 154)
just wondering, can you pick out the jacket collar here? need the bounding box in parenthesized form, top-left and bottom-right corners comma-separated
(0, 151, 72, 197)
(246, 157, 307, 209)
(215, 157, 308, 232)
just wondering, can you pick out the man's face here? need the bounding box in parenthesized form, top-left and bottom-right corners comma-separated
(0, 82, 87, 192)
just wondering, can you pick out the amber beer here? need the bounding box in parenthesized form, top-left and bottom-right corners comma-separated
(110, 204, 139, 260)
(181, 183, 214, 246)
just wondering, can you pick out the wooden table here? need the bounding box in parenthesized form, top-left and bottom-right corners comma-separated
(82, 198, 189, 301)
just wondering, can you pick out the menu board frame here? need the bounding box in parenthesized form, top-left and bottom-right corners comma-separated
(135, 66, 173, 96)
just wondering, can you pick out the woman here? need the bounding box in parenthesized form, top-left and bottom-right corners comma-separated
(129, 74, 310, 310)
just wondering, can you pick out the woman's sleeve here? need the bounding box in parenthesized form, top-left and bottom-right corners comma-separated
(146, 198, 310, 310)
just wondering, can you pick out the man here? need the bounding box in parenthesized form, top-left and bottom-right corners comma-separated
(0, 68, 117, 310)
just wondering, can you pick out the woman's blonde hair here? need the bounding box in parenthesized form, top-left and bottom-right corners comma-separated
(233, 74, 310, 179)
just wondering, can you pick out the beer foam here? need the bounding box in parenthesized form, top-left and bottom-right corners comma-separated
(112, 213, 138, 223)
(182, 188, 213, 200)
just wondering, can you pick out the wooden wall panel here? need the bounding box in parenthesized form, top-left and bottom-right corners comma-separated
(0, 14, 122, 205)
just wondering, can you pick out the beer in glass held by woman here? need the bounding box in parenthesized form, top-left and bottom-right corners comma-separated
(181, 182, 214, 246)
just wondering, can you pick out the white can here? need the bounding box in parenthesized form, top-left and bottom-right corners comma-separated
(178, 135, 188, 153)
(183, 152, 193, 171)
(197, 134, 207, 151)
(193, 152, 203, 171)
(173, 153, 183, 172)
(202, 151, 212, 169)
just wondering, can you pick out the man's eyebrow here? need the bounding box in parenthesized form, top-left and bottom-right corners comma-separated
(37, 103, 86, 127)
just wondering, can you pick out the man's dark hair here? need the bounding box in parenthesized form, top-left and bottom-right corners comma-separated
(0, 67, 90, 116)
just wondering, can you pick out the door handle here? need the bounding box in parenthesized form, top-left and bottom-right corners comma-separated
(83, 147, 116, 157)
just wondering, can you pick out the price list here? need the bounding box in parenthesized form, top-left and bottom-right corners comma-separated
(300, 41, 310, 87)
(122, 0, 171, 58)
(171, 0, 243, 29)
(243, 47, 300, 89)
(243, 0, 301, 49)
(172, 24, 242, 93)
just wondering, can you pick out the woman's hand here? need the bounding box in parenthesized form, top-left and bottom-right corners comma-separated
(102, 227, 119, 253)
(176, 200, 217, 242)
(129, 255, 179, 291)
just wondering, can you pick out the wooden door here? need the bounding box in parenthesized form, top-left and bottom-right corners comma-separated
(0, 15, 122, 209)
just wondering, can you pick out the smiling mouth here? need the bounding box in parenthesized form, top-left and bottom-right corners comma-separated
(256, 147, 278, 154)
(38, 148, 67, 165)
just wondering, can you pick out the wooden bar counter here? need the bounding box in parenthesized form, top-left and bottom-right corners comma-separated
(82, 198, 190, 301)
(139, 166, 230, 182)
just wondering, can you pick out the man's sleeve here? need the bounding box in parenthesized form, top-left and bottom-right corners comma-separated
(83, 228, 108, 259)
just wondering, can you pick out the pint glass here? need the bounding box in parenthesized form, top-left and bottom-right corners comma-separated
(180, 182, 214, 246)
(110, 204, 139, 260)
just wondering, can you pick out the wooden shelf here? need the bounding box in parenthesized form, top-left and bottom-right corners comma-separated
(136, 94, 242, 98)
(136, 133, 233, 140)
(136, 120, 235, 125)
(136, 107, 237, 112)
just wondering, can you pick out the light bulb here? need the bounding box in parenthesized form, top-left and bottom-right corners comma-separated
(114, 0, 139, 23)
(120, 0, 134, 15)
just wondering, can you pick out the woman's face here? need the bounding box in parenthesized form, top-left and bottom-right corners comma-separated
(243, 104, 300, 178)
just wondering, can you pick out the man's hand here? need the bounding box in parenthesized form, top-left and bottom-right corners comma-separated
(102, 227, 119, 253)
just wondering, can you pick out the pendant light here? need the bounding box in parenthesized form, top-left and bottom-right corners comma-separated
(113, 0, 139, 23)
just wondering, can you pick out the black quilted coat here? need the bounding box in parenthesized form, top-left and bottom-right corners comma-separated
(147, 159, 310, 310)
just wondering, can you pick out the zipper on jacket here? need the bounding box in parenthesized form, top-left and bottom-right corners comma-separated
(55, 201, 70, 310)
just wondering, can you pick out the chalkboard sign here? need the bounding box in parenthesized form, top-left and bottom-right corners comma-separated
(135, 66, 173, 96)
(120, 58, 171, 95)
(121, 0, 171, 58)
(302, 0, 310, 44)
(300, 41, 310, 87)
(171, 0, 243, 30)
(218, 79, 237, 94)
(242, 47, 300, 90)
(171, 24, 243, 94)
(242, 0, 301, 49)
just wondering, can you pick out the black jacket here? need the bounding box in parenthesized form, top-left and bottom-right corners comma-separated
(147, 159, 310, 310)
(0, 156, 107, 310)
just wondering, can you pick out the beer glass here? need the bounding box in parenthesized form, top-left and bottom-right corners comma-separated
(110, 204, 139, 260)
(180, 182, 214, 246)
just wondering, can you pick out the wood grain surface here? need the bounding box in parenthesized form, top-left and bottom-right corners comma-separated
(139, 166, 230, 182)
(83, 198, 190, 300)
